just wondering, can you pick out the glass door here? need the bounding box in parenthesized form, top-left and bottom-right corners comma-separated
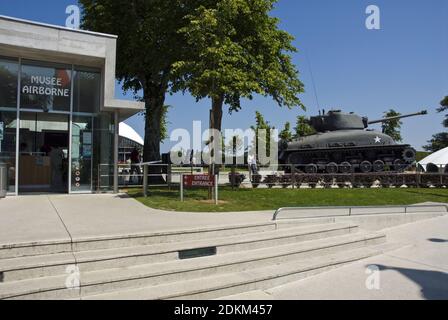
(71, 115, 93, 193)
(18, 112, 69, 193)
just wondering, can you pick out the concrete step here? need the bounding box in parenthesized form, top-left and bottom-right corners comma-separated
(81, 246, 384, 300)
(0, 222, 276, 259)
(0, 223, 357, 282)
(0, 231, 384, 300)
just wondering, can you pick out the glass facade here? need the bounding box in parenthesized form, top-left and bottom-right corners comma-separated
(71, 115, 93, 192)
(20, 60, 72, 112)
(0, 111, 17, 193)
(0, 57, 18, 193)
(0, 57, 18, 109)
(19, 112, 69, 193)
(0, 56, 116, 195)
(73, 67, 101, 114)
(93, 113, 115, 191)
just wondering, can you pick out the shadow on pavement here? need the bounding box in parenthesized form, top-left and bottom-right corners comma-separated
(375, 264, 448, 300)
(428, 238, 448, 243)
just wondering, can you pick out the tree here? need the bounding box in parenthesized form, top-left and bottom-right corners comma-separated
(382, 109, 402, 142)
(173, 0, 305, 150)
(140, 105, 171, 143)
(225, 135, 244, 165)
(423, 132, 448, 153)
(80, 0, 199, 163)
(279, 122, 293, 142)
(251, 111, 275, 157)
(294, 115, 315, 138)
(438, 96, 448, 128)
(423, 96, 448, 153)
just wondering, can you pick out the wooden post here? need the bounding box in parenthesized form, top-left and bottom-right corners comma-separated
(180, 173, 184, 202)
(215, 174, 219, 205)
(143, 164, 148, 197)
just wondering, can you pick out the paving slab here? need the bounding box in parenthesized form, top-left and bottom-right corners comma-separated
(0, 196, 70, 245)
(264, 215, 448, 300)
(0, 194, 272, 244)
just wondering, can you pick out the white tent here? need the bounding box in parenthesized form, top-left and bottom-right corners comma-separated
(119, 122, 144, 146)
(418, 147, 448, 172)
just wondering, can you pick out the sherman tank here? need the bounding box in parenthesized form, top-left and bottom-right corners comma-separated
(279, 110, 428, 173)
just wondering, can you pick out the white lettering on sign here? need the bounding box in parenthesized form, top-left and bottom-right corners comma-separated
(30, 76, 62, 86)
(22, 75, 70, 97)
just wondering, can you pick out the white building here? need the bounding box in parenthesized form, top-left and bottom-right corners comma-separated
(0, 15, 145, 195)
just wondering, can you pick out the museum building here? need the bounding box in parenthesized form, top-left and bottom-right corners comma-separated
(0, 15, 144, 195)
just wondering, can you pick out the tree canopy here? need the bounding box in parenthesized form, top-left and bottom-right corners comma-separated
(251, 111, 275, 157)
(294, 115, 315, 138)
(423, 132, 448, 153)
(279, 122, 293, 142)
(382, 109, 402, 142)
(438, 96, 448, 128)
(172, 0, 305, 133)
(80, 0, 200, 162)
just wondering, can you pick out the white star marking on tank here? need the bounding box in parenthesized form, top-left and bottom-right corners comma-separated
(374, 136, 382, 143)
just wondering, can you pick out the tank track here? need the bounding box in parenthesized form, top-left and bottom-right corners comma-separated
(281, 144, 416, 173)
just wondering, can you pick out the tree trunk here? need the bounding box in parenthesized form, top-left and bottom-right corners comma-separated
(210, 95, 224, 132)
(208, 95, 224, 199)
(143, 84, 166, 184)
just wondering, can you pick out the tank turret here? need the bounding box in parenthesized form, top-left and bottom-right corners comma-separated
(279, 109, 428, 173)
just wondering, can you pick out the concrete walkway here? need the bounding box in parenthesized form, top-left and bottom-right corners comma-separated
(223, 215, 448, 300)
(0, 194, 272, 245)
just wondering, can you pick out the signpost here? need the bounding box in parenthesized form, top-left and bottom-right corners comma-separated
(181, 174, 218, 205)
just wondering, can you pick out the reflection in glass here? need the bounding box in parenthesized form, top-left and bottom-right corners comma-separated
(18, 112, 69, 193)
(0, 111, 17, 193)
(0, 57, 18, 109)
(21, 60, 71, 112)
(93, 113, 115, 191)
(71, 116, 93, 192)
(73, 68, 101, 114)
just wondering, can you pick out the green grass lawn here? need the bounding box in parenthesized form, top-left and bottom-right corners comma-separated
(128, 187, 448, 213)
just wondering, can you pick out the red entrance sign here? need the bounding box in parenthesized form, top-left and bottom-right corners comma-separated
(183, 174, 215, 188)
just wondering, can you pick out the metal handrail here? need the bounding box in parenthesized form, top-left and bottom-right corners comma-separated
(272, 204, 448, 221)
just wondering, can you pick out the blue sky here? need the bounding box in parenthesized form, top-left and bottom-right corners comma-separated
(0, 0, 447, 152)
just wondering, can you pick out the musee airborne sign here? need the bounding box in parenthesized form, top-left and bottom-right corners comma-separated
(21, 75, 70, 97)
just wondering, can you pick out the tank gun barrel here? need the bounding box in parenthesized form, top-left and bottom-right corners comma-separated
(367, 110, 428, 125)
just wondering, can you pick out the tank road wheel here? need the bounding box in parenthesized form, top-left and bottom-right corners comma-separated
(360, 161, 373, 173)
(402, 148, 416, 163)
(326, 162, 338, 174)
(305, 164, 318, 174)
(394, 159, 406, 172)
(373, 160, 385, 172)
(339, 162, 352, 174)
